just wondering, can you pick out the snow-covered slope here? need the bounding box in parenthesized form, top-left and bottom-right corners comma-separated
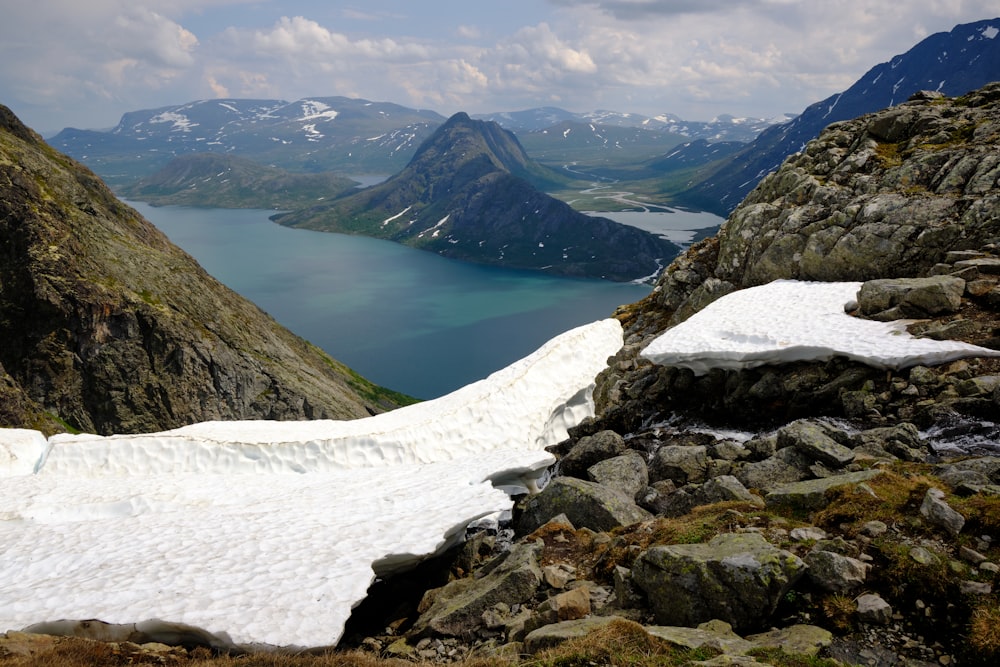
(0, 318, 623, 650)
(642, 281, 1000, 374)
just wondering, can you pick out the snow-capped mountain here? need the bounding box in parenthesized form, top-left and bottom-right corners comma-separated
(681, 17, 1000, 215)
(50, 97, 446, 186)
(474, 108, 783, 143)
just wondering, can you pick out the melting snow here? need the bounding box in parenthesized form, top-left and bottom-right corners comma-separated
(382, 206, 412, 227)
(299, 100, 339, 121)
(0, 319, 624, 649)
(149, 112, 197, 132)
(642, 281, 1000, 375)
(983, 25, 998, 40)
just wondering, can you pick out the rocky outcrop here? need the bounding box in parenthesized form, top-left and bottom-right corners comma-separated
(0, 105, 408, 435)
(597, 84, 1000, 432)
(273, 113, 679, 281)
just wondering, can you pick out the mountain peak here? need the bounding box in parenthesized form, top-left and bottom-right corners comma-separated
(274, 112, 679, 281)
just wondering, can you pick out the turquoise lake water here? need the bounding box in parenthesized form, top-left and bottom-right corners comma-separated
(130, 202, 669, 399)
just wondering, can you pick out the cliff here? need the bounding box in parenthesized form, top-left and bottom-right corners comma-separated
(0, 104, 409, 436)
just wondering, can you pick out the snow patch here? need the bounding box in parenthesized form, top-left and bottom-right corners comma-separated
(382, 206, 412, 227)
(149, 112, 197, 132)
(641, 281, 1000, 375)
(982, 25, 998, 40)
(299, 100, 339, 121)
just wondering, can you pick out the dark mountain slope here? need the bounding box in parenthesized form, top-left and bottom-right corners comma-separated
(274, 113, 679, 281)
(0, 104, 409, 436)
(680, 17, 1000, 215)
(118, 153, 359, 209)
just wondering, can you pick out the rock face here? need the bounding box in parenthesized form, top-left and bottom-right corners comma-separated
(0, 105, 407, 435)
(631, 533, 806, 631)
(273, 112, 679, 281)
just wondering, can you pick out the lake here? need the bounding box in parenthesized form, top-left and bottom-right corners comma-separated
(129, 202, 688, 399)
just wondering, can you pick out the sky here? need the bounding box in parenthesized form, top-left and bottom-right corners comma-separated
(2, 1, 997, 135)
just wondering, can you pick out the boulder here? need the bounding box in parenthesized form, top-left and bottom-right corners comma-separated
(649, 445, 708, 485)
(587, 451, 648, 499)
(645, 619, 754, 654)
(857, 276, 966, 320)
(558, 430, 626, 478)
(919, 487, 965, 537)
(522, 616, 619, 653)
(744, 624, 834, 657)
(764, 470, 883, 511)
(855, 593, 893, 625)
(631, 533, 806, 631)
(517, 477, 652, 534)
(804, 550, 870, 592)
(694, 475, 761, 506)
(778, 419, 856, 468)
(411, 540, 544, 638)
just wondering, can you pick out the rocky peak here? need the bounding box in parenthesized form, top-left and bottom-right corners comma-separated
(407, 112, 532, 178)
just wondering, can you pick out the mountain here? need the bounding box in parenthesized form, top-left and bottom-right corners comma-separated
(474, 107, 782, 141)
(117, 153, 360, 209)
(49, 97, 447, 188)
(478, 109, 782, 170)
(273, 113, 679, 282)
(0, 104, 410, 436)
(679, 17, 1000, 215)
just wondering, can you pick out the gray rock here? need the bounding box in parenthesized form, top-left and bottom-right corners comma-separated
(649, 444, 708, 485)
(523, 616, 619, 653)
(804, 550, 870, 592)
(737, 453, 810, 492)
(919, 487, 965, 537)
(587, 451, 648, 500)
(765, 470, 884, 512)
(517, 476, 652, 534)
(778, 419, 856, 468)
(855, 593, 893, 625)
(744, 624, 834, 657)
(523, 587, 591, 635)
(411, 540, 544, 638)
(646, 619, 754, 654)
(560, 430, 626, 478)
(631, 533, 806, 631)
(857, 275, 966, 319)
(790, 526, 827, 542)
(695, 475, 762, 506)
(613, 566, 646, 609)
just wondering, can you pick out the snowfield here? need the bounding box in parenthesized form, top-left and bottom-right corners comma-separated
(0, 319, 624, 650)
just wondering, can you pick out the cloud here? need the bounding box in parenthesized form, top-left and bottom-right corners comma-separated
(2, 0, 998, 133)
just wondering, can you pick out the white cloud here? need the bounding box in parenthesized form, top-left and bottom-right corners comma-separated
(1, 0, 997, 132)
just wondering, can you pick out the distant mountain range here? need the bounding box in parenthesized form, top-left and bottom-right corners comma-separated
(273, 113, 679, 282)
(49, 97, 784, 189)
(677, 17, 1000, 214)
